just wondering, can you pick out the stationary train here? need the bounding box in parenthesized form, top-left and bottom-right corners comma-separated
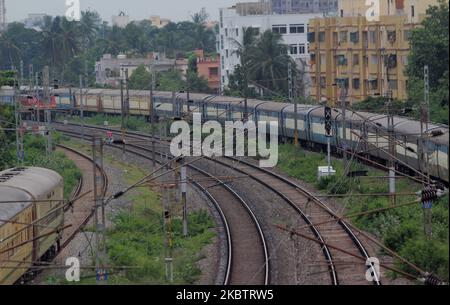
(0, 87, 448, 183)
(0, 167, 64, 285)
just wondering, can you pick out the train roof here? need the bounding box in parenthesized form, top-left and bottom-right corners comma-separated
(0, 185, 33, 221)
(0, 167, 63, 201)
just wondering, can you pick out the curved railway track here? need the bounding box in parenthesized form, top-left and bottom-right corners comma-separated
(54, 125, 269, 285)
(54, 121, 380, 285)
(54, 144, 109, 253)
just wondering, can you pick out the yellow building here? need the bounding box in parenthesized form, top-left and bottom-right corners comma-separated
(308, 0, 438, 105)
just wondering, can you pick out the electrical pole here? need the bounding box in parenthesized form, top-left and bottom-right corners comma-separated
(79, 74, 85, 140)
(28, 64, 33, 94)
(288, 62, 299, 147)
(43, 66, 52, 157)
(177, 157, 188, 237)
(161, 183, 175, 283)
(421, 65, 432, 239)
(386, 90, 396, 206)
(92, 137, 108, 284)
(325, 106, 332, 175)
(14, 70, 24, 165)
(339, 83, 349, 175)
(150, 66, 156, 168)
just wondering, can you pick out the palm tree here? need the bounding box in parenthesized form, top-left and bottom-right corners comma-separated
(41, 16, 79, 81)
(0, 31, 21, 69)
(247, 30, 294, 92)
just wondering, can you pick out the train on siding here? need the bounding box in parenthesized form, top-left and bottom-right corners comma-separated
(0, 87, 448, 183)
(0, 167, 64, 285)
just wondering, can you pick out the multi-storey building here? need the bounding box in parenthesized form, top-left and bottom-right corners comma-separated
(218, 4, 323, 91)
(308, 0, 438, 105)
(269, 0, 338, 14)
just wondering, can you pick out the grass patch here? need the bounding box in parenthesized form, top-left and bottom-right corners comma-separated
(16, 132, 82, 199)
(58, 140, 215, 285)
(277, 143, 449, 280)
(57, 114, 161, 134)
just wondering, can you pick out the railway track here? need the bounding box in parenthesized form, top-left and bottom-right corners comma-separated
(54, 145, 109, 254)
(54, 124, 269, 285)
(54, 122, 380, 285)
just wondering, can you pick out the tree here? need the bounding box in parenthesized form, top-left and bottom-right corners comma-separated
(128, 65, 151, 90)
(0, 28, 21, 69)
(247, 30, 294, 93)
(406, 0, 449, 124)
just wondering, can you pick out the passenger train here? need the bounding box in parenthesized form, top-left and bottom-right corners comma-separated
(0, 167, 64, 285)
(0, 88, 448, 183)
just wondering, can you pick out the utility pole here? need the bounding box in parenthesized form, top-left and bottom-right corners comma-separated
(325, 106, 332, 175)
(150, 66, 156, 168)
(339, 83, 349, 174)
(43, 66, 52, 157)
(161, 183, 175, 283)
(13, 70, 24, 165)
(79, 74, 85, 140)
(176, 157, 188, 237)
(28, 64, 33, 94)
(92, 137, 108, 284)
(386, 90, 396, 206)
(421, 65, 432, 238)
(288, 62, 299, 147)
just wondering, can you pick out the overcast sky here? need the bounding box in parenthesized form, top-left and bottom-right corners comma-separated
(6, 0, 239, 23)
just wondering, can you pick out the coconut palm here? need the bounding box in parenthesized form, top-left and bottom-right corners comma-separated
(0, 31, 21, 69)
(247, 30, 294, 92)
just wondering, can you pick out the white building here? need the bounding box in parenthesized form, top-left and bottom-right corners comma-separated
(218, 5, 323, 91)
(112, 11, 130, 28)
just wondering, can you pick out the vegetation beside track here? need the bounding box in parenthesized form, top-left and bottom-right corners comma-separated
(57, 114, 161, 134)
(56, 138, 216, 284)
(1, 105, 81, 199)
(277, 143, 449, 280)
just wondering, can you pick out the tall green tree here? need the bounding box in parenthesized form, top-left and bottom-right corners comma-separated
(247, 30, 294, 93)
(406, 0, 449, 124)
(128, 65, 151, 90)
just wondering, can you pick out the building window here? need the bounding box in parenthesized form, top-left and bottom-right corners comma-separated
(290, 44, 298, 55)
(368, 79, 378, 90)
(272, 24, 287, 34)
(236, 28, 239, 36)
(336, 55, 347, 66)
(209, 67, 219, 76)
(353, 78, 360, 90)
(387, 31, 396, 43)
(320, 77, 326, 89)
(290, 24, 305, 34)
(411, 5, 415, 17)
(226, 49, 229, 58)
(225, 28, 228, 36)
(371, 54, 378, 65)
(339, 31, 348, 43)
(307, 32, 315, 42)
(389, 79, 398, 90)
(220, 10, 223, 28)
(310, 53, 316, 63)
(402, 55, 408, 65)
(318, 31, 325, 42)
(340, 9, 344, 17)
(299, 44, 306, 54)
(369, 31, 376, 44)
(350, 32, 359, 43)
(221, 35, 224, 50)
(353, 54, 359, 66)
(404, 30, 411, 41)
